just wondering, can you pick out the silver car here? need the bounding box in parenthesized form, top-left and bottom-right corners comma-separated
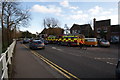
(29, 40, 45, 49)
(99, 39, 110, 47)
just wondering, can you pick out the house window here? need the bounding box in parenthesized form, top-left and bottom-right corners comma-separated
(78, 30, 81, 34)
(72, 30, 75, 33)
(104, 30, 107, 33)
(103, 27, 107, 33)
(97, 28, 101, 33)
(73, 30, 77, 33)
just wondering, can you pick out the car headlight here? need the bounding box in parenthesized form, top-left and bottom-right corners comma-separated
(41, 43, 45, 46)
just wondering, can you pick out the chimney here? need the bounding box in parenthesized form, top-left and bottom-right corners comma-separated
(93, 18, 96, 30)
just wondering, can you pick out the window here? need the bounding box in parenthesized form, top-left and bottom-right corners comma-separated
(104, 30, 107, 33)
(103, 27, 107, 33)
(78, 30, 81, 34)
(72, 30, 75, 33)
(75, 30, 77, 33)
(97, 28, 101, 33)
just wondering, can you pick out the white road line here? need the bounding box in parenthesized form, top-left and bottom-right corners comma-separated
(52, 47, 64, 52)
(106, 62, 116, 65)
(57, 49, 63, 51)
(68, 53, 82, 57)
(52, 47, 56, 49)
(94, 57, 117, 60)
(51, 46, 82, 57)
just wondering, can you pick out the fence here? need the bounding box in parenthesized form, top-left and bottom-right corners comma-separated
(0, 40, 16, 80)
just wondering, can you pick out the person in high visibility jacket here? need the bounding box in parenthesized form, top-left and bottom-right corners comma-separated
(77, 38, 85, 48)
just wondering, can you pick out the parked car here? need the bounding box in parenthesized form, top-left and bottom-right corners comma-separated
(111, 37, 119, 44)
(99, 39, 110, 47)
(40, 39, 49, 45)
(29, 40, 45, 49)
(116, 59, 120, 79)
(23, 38, 30, 44)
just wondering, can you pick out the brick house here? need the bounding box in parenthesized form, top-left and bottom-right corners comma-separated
(70, 24, 93, 38)
(40, 27, 64, 37)
(93, 18, 111, 40)
(110, 25, 120, 42)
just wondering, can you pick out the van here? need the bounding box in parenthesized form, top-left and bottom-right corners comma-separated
(85, 38, 98, 46)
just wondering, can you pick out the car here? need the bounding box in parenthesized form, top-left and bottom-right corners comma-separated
(40, 39, 49, 45)
(116, 59, 120, 79)
(23, 38, 30, 44)
(99, 39, 110, 47)
(29, 40, 45, 49)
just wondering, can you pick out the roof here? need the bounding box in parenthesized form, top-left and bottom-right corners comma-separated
(111, 25, 120, 32)
(111, 25, 120, 27)
(70, 24, 91, 30)
(95, 19, 111, 27)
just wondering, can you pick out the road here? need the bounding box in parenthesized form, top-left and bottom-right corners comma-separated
(24, 43, 118, 79)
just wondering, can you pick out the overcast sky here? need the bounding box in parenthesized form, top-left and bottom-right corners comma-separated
(19, 1, 119, 34)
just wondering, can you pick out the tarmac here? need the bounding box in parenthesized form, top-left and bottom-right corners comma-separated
(12, 41, 63, 79)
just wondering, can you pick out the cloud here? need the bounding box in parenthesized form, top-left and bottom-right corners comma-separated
(98, 15, 118, 25)
(88, 6, 115, 16)
(56, 13, 65, 17)
(68, 14, 88, 20)
(89, 6, 102, 15)
(71, 10, 83, 14)
(31, 4, 62, 14)
(69, 6, 79, 10)
(60, 0, 78, 10)
(60, 0, 69, 7)
(88, 6, 118, 25)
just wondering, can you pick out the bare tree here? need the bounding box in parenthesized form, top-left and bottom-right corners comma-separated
(44, 17, 60, 28)
(64, 24, 70, 34)
(1, 2, 31, 50)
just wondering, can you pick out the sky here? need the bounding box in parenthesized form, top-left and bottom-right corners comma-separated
(19, 0, 119, 34)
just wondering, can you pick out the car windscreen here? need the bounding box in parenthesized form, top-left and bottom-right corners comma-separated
(85, 39, 95, 42)
(32, 41, 42, 44)
(101, 40, 108, 42)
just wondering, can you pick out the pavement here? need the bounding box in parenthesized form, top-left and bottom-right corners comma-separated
(12, 41, 63, 78)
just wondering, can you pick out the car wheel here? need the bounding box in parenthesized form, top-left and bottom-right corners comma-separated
(68, 43, 71, 47)
(42, 47, 45, 49)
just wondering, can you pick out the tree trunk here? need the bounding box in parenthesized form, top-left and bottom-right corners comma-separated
(1, 2, 4, 52)
(7, 16, 10, 46)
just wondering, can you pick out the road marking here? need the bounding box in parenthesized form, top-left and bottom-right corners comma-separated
(94, 57, 117, 60)
(52, 47, 64, 52)
(32, 51, 71, 79)
(93, 57, 117, 65)
(52, 47, 56, 49)
(22, 44, 80, 80)
(57, 49, 63, 51)
(106, 62, 116, 65)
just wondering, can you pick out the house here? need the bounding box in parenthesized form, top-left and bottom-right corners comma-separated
(40, 27, 64, 38)
(70, 24, 93, 38)
(110, 25, 120, 42)
(93, 18, 111, 40)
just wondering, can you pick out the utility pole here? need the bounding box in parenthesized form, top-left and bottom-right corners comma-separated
(44, 19, 46, 29)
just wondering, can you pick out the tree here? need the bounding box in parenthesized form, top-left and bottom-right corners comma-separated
(20, 31, 35, 38)
(44, 17, 60, 28)
(1, 2, 31, 51)
(64, 24, 70, 34)
(87, 20, 93, 38)
(100, 29, 107, 39)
